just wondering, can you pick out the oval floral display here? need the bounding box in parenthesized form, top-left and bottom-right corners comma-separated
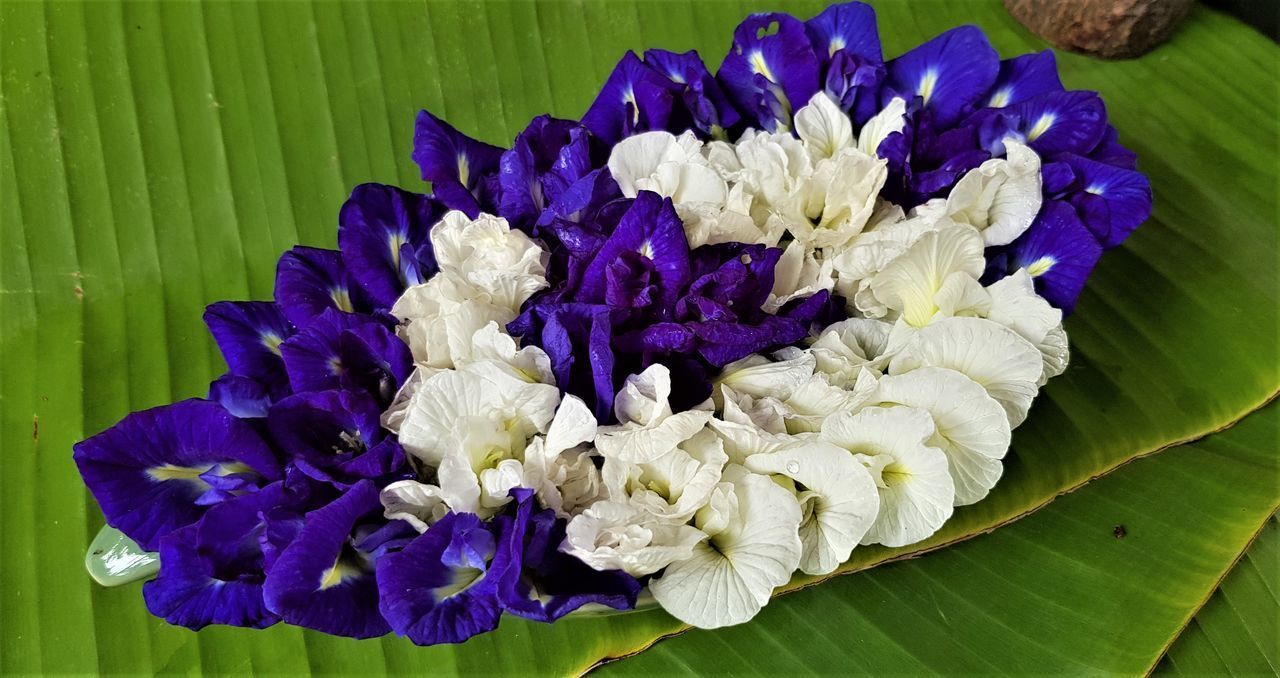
(74, 1, 1151, 642)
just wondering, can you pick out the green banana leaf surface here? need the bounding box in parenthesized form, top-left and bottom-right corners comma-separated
(1, 0, 1275, 675)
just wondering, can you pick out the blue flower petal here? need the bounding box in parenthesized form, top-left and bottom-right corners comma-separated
(1060, 153, 1153, 248)
(268, 389, 408, 488)
(643, 49, 742, 136)
(1004, 200, 1103, 312)
(262, 480, 390, 638)
(984, 50, 1063, 109)
(412, 109, 505, 214)
(204, 301, 294, 388)
(278, 309, 412, 405)
(579, 192, 691, 311)
(977, 90, 1107, 157)
(498, 116, 594, 230)
(337, 183, 445, 308)
(718, 13, 821, 131)
(377, 512, 508, 646)
(498, 489, 640, 622)
(275, 246, 372, 328)
(207, 373, 278, 419)
(73, 399, 282, 551)
(885, 25, 999, 128)
(143, 524, 277, 630)
(582, 52, 680, 144)
(1086, 125, 1139, 170)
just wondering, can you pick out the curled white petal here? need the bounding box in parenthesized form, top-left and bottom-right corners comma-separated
(869, 224, 988, 327)
(943, 139, 1042, 246)
(856, 97, 907, 158)
(795, 91, 854, 162)
(562, 501, 708, 577)
(379, 480, 449, 533)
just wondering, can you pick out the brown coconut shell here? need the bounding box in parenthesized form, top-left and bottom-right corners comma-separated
(1003, 0, 1194, 59)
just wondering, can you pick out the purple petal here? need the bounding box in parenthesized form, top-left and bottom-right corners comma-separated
(1006, 200, 1103, 312)
(984, 50, 1063, 109)
(497, 489, 639, 622)
(73, 399, 282, 551)
(1087, 125, 1139, 170)
(717, 13, 821, 131)
(412, 109, 505, 213)
(978, 90, 1107, 157)
(376, 512, 507, 646)
(644, 49, 742, 135)
(1060, 153, 1152, 247)
(690, 316, 807, 367)
(338, 183, 445, 308)
(279, 309, 412, 405)
(262, 480, 390, 638)
(498, 116, 593, 229)
(275, 246, 372, 328)
(268, 389, 383, 463)
(886, 26, 999, 128)
(805, 2, 881, 64)
(536, 303, 620, 422)
(579, 192, 691, 310)
(143, 524, 277, 630)
(207, 373, 279, 419)
(582, 52, 680, 144)
(204, 301, 294, 387)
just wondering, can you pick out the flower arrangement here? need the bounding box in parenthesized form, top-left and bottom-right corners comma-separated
(74, 1, 1151, 642)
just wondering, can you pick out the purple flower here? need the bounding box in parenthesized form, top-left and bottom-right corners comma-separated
(275, 246, 373, 328)
(884, 25, 999, 129)
(337, 183, 445, 309)
(984, 51, 1063, 109)
(717, 12, 821, 132)
(412, 110, 505, 215)
(267, 389, 409, 489)
(73, 399, 282, 551)
(376, 511, 509, 646)
(581, 51, 681, 145)
(974, 90, 1108, 157)
(262, 480, 391, 638)
(278, 309, 412, 406)
(496, 489, 640, 622)
(804, 1, 885, 124)
(579, 191, 691, 310)
(498, 116, 596, 230)
(204, 301, 294, 390)
(1057, 153, 1153, 248)
(643, 49, 741, 136)
(207, 373, 279, 419)
(986, 200, 1102, 312)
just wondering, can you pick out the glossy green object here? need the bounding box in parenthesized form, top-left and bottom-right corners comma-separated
(84, 527, 159, 587)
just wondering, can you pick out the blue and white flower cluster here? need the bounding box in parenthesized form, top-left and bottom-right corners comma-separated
(74, 2, 1151, 641)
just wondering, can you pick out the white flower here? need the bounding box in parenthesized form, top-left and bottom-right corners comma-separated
(984, 270, 1068, 386)
(820, 406, 955, 547)
(601, 427, 729, 522)
(649, 464, 803, 628)
(791, 317, 894, 386)
(596, 364, 714, 463)
(379, 480, 448, 533)
(779, 369, 878, 433)
(767, 239, 835, 312)
(522, 394, 605, 518)
(830, 205, 948, 317)
(468, 321, 556, 384)
(714, 352, 816, 404)
(794, 92, 854, 162)
(744, 438, 880, 575)
(855, 97, 908, 158)
(868, 224, 989, 327)
(784, 146, 888, 250)
(562, 500, 708, 577)
(392, 212, 547, 368)
(888, 317, 1044, 427)
(874, 367, 1011, 506)
(941, 139, 1042, 246)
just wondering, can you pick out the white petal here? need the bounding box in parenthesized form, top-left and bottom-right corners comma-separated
(856, 97, 907, 158)
(613, 363, 674, 427)
(782, 373, 876, 433)
(595, 410, 713, 464)
(379, 480, 448, 533)
(944, 139, 1042, 246)
(1037, 324, 1070, 386)
(602, 428, 728, 522)
(985, 269, 1064, 354)
(715, 352, 816, 403)
(869, 225, 986, 328)
(607, 131, 691, 197)
(562, 501, 708, 576)
(794, 91, 854, 162)
(649, 465, 803, 628)
(745, 440, 880, 575)
(874, 367, 1011, 505)
(888, 317, 1044, 427)
(821, 406, 954, 547)
(468, 321, 556, 384)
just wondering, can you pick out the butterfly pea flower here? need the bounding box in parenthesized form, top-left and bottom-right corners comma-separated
(1057, 153, 1153, 248)
(498, 116, 595, 231)
(929, 138, 1043, 247)
(884, 25, 999, 129)
(821, 406, 954, 547)
(873, 367, 1012, 506)
(207, 372, 280, 419)
(267, 389, 409, 490)
(497, 489, 641, 622)
(984, 51, 1064, 109)
(520, 393, 607, 518)
(73, 399, 283, 551)
(582, 51, 681, 145)
(642, 49, 741, 137)
(278, 308, 413, 406)
(983, 270, 1069, 386)
(274, 246, 374, 328)
(204, 300, 294, 392)
(868, 224, 989, 328)
(888, 316, 1044, 428)
(337, 182, 445, 309)
(376, 511, 508, 645)
(579, 191, 692, 311)
(262, 480, 392, 638)
(412, 109, 505, 216)
(718, 13, 821, 133)
(804, 1, 886, 125)
(974, 90, 1108, 158)
(986, 199, 1104, 312)
(143, 482, 295, 630)
(648, 464, 802, 628)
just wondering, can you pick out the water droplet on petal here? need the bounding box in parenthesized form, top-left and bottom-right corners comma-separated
(786, 460, 800, 475)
